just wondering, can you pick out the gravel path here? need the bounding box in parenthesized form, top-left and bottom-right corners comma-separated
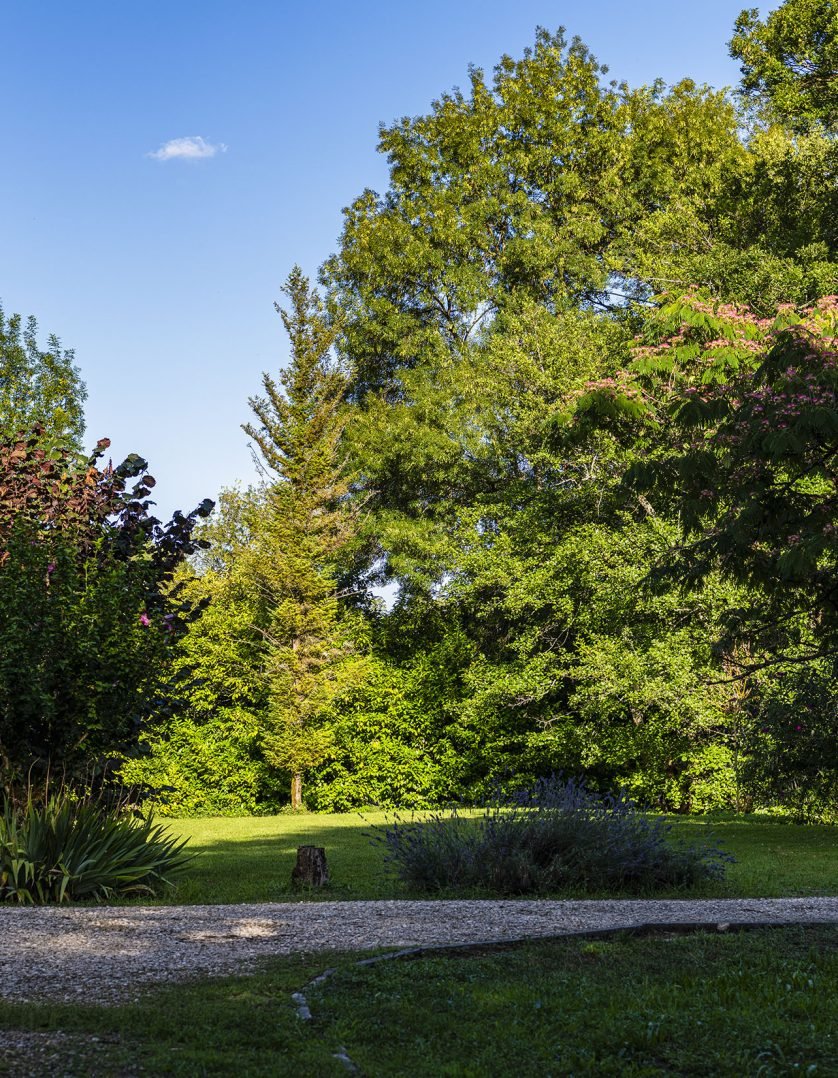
(2, 896, 838, 1005)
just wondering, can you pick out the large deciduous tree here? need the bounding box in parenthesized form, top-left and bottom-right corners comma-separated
(313, 11, 837, 810)
(0, 305, 86, 451)
(730, 0, 838, 131)
(623, 292, 838, 665)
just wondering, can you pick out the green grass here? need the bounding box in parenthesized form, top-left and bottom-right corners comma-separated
(2, 813, 835, 1074)
(161, 810, 397, 904)
(671, 814, 838, 898)
(1, 926, 836, 1075)
(140, 811, 838, 905)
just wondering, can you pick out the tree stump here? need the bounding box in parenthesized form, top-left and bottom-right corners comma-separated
(292, 845, 330, 887)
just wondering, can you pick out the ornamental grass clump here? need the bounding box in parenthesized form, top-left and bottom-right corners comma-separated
(378, 777, 733, 895)
(0, 790, 191, 904)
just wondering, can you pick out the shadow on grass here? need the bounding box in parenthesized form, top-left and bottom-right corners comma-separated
(149, 819, 400, 905)
(123, 812, 838, 907)
(3, 926, 838, 1076)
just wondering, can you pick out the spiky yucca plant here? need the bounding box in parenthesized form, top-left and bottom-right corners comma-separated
(0, 792, 190, 903)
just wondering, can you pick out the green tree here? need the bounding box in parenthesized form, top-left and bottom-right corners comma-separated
(326, 24, 833, 606)
(0, 305, 86, 450)
(730, 0, 838, 131)
(130, 15, 838, 815)
(118, 486, 281, 816)
(745, 657, 838, 821)
(243, 268, 362, 809)
(315, 29, 766, 805)
(324, 29, 757, 400)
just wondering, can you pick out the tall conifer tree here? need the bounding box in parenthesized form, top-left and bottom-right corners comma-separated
(243, 268, 356, 809)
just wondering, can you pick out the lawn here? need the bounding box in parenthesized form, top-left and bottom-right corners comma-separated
(1, 925, 836, 1075)
(2, 812, 836, 1075)
(151, 811, 838, 905)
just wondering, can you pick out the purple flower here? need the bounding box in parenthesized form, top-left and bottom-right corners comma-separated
(139, 612, 151, 627)
(46, 563, 55, 575)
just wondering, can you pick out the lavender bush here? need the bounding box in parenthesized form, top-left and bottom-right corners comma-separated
(376, 776, 733, 894)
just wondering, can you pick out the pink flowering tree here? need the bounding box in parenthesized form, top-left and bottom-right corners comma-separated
(599, 292, 838, 664)
(564, 291, 838, 817)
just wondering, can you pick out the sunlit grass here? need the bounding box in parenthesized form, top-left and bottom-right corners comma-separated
(669, 814, 838, 897)
(132, 810, 838, 905)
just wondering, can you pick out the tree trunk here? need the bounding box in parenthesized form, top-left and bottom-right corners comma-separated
(292, 845, 330, 887)
(291, 772, 303, 810)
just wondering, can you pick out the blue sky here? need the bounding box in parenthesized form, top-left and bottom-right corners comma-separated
(1, 1, 762, 519)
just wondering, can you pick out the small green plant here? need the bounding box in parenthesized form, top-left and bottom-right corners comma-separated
(0, 790, 191, 903)
(376, 777, 733, 894)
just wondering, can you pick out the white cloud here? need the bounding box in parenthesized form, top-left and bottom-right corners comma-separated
(147, 136, 227, 162)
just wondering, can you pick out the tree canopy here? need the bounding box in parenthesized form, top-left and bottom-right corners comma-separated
(0, 305, 86, 450)
(23, 0, 838, 821)
(730, 0, 838, 131)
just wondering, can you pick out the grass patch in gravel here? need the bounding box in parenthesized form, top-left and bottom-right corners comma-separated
(0, 926, 836, 1076)
(141, 811, 838, 905)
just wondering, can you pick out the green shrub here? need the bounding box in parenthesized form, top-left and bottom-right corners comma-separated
(0, 792, 191, 903)
(744, 661, 838, 823)
(377, 777, 733, 895)
(0, 427, 213, 785)
(118, 709, 283, 817)
(301, 655, 452, 811)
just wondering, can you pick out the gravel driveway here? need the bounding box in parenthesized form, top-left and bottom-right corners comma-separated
(2, 896, 837, 1005)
